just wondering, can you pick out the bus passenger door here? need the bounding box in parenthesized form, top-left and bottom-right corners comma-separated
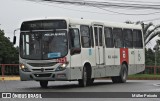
(93, 26, 105, 77)
(94, 26, 104, 66)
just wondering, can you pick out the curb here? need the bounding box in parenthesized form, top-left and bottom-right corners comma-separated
(0, 77, 20, 81)
(1, 77, 160, 81)
(128, 77, 160, 80)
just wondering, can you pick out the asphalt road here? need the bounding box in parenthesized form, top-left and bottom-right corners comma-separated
(0, 80, 160, 101)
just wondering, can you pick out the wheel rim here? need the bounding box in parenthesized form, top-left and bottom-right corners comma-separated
(83, 68, 87, 86)
(122, 68, 127, 80)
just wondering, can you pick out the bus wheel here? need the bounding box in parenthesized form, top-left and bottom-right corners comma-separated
(120, 64, 128, 83)
(40, 81, 48, 88)
(78, 66, 87, 87)
(111, 64, 128, 83)
(88, 78, 94, 85)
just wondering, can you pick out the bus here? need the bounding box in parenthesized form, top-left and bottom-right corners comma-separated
(13, 17, 145, 88)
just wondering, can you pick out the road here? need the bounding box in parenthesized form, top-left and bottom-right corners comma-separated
(0, 80, 160, 101)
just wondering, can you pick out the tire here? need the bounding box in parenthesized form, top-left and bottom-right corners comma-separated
(88, 78, 94, 85)
(78, 66, 87, 87)
(111, 64, 128, 83)
(40, 81, 48, 88)
(111, 76, 119, 83)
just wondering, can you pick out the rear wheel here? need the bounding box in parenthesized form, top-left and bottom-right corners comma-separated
(111, 64, 128, 83)
(40, 81, 48, 88)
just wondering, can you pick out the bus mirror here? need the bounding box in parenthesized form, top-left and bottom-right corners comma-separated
(70, 48, 81, 55)
(13, 36, 16, 45)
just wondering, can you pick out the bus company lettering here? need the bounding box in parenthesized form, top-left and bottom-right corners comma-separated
(108, 55, 118, 59)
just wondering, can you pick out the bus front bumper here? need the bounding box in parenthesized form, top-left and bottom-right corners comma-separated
(19, 69, 70, 81)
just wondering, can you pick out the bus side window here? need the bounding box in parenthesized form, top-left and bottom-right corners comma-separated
(133, 30, 143, 48)
(104, 27, 114, 48)
(113, 28, 123, 48)
(69, 28, 81, 55)
(80, 25, 91, 48)
(123, 29, 133, 48)
(94, 27, 98, 46)
(99, 27, 103, 46)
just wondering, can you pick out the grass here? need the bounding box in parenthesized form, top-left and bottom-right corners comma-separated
(128, 74, 160, 80)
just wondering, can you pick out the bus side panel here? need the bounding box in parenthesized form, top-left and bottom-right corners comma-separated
(70, 53, 82, 80)
(113, 48, 121, 76)
(128, 48, 137, 75)
(81, 48, 96, 78)
(135, 48, 145, 73)
(105, 48, 116, 76)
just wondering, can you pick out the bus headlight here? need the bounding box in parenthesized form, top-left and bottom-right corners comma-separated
(20, 64, 25, 69)
(55, 63, 68, 71)
(20, 64, 30, 72)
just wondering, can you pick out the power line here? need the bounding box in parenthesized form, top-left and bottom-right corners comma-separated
(143, 17, 160, 22)
(26, 1, 113, 14)
(89, 2, 160, 10)
(26, 0, 160, 15)
(99, 0, 160, 4)
(90, 5, 160, 15)
(35, 0, 160, 10)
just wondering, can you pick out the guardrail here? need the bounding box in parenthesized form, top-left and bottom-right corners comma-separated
(144, 66, 160, 75)
(0, 64, 19, 80)
(0, 64, 160, 80)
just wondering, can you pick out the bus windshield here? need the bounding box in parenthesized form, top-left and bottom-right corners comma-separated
(20, 30, 68, 60)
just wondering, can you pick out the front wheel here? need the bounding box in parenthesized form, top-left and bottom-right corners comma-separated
(111, 64, 128, 83)
(78, 66, 87, 87)
(40, 81, 48, 88)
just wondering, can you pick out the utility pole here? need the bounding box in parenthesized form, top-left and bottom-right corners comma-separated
(155, 49, 157, 67)
(153, 41, 159, 74)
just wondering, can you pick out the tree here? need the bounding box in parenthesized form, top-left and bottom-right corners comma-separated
(135, 21, 160, 45)
(145, 48, 155, 66)
(0, 29, 19, 64)
(125, 21, 160, 46)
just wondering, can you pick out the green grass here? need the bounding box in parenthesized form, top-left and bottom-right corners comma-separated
(128, 74, 160, 80)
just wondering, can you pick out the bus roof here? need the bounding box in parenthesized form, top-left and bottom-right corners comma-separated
(22, 17, 142, 30)
(69, 18, 142, 30)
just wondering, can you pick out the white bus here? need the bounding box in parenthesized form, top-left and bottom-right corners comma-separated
(13, 17, 145, 88)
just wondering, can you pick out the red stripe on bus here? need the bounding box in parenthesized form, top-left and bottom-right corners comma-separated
(57, 57, 67, 63)
(120, 48, 129, 64)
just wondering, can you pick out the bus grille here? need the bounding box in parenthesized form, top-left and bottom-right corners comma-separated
(32, 68, 54, 71)
(28, 62, 57, 67)
(34, 73, 52, 77)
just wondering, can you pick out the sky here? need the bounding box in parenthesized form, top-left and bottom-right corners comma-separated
(0, 0, 160, 48)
